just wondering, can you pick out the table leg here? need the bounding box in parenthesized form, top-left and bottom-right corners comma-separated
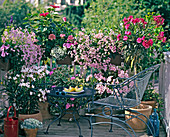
(73, 112, 83, 137)
(58, 112, 66, 126)
(44, 114, 61, 134)
(76, 110, 91, 129)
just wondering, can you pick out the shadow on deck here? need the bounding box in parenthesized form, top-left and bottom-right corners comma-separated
(36, 116, 166, 137)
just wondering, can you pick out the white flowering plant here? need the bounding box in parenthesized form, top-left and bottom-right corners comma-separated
(21, 118, 43, 129)
(4, 65, 50, 114)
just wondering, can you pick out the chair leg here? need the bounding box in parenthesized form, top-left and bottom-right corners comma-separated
(109, 118, 113, 132)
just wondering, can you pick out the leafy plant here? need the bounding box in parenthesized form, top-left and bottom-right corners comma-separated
(82, 0, 146, 33)
(0, 0, 41, 35)
(24, 5, 76, 60)
(114, 13, 168, 73)
(4, 65, 50, 114)
(21, 118, 43, 129)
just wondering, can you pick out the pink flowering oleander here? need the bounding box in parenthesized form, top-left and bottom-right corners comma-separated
(115, 13, 167, 70)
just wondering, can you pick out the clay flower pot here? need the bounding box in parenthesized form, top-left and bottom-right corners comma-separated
(125, 104, 152, 132)
(19, 111, 43, 122)
(141, 100, 157, 113)
(24, 128, 38, 137)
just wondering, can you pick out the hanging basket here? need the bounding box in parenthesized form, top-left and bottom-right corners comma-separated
(110, 53, 122, 66)
(56, 56, 72, 65)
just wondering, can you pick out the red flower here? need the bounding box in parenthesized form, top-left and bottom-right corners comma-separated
(125, 24, 130, 30)
(48, 34, 56, 40)
(50, 4, 60, 8)
(117, 34, 121, 41)
(63, 17, 67, 22)
(123, 36, 128, 41)
(40, 12, 49, 17)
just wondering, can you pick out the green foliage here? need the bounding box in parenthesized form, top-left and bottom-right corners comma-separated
(62, 5, 85, 30)
(24, 7, 75, 60)
(0, 0, 41, 35)
(82, 0, 146, 33)
(142, 82, 164, 116)
(135, 0, 170, 36)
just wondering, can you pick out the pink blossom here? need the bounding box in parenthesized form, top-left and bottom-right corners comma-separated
(162, 37, 166, 43)
(66, 103, 71, 109)
(60, 34, 65, 38)
(48, 34, 56, 40)
(132, 18, 140, 24)
(123, 17, 128, 25)
(39, 12, 49, 17)
(63, 43, 72, 48)
(123, 36, 128, 41)
(71, 77, 75, 80)
(125, 24, 130, 30)
(142, 36, 145, 40)
(70, 98, 75, 101)
(94, 33, 103, 39)
(52, 85, 56, 88)
(137, 38, 142, 43)
(68, 35, 74, 41)
(49, 71, 53, 76)
(49, 4, 60, 8)
(63, 17, 67, 22)
(125, 31, 131, 35)
(153, 15, 164, 27)
(117, 34, 121, 41)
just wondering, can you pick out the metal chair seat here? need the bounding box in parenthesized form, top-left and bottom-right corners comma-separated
(92, 96, 138, 109)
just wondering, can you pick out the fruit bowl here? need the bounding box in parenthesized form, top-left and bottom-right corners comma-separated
(63, 86, 84, 94)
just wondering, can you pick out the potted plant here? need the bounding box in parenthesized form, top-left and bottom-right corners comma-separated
(141, 83, 164, 113)
(21, 118, 43, 137)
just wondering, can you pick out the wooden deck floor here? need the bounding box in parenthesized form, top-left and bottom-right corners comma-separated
(36, 116, 166, 137)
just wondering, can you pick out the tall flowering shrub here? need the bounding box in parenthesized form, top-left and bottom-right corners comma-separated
(5, 65, 50, 114)
(25, 5, 76, 60)
(0, 27, 43, 70)
(115, 13, 168, 72)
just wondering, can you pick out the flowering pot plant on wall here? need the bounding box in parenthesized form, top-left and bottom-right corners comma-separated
(24, 5, 77, 61)
(115, 13, 168, 73)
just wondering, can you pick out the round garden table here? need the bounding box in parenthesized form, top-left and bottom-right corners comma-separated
(44, 87, 95, 137)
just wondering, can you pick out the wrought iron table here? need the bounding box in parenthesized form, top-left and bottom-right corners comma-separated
(44, 87, 95, 137)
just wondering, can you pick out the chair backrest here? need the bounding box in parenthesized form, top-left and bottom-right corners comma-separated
(113, 64, 160, 108)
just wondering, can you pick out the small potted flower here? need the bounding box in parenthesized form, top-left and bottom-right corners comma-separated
(21, 118, 43, 137)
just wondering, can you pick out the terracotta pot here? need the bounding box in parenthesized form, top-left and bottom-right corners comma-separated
(56, 56, 72, 65)
(141, 100, 157, 113)
(19, 111, 43, 122)
(24, 128, 38, 137)
(38, 102, 53, 120)
(94, 107, 124, 125)
(125, 104, 152, 132)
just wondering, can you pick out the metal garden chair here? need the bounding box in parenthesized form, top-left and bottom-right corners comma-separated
(88, 64, 160, 137)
